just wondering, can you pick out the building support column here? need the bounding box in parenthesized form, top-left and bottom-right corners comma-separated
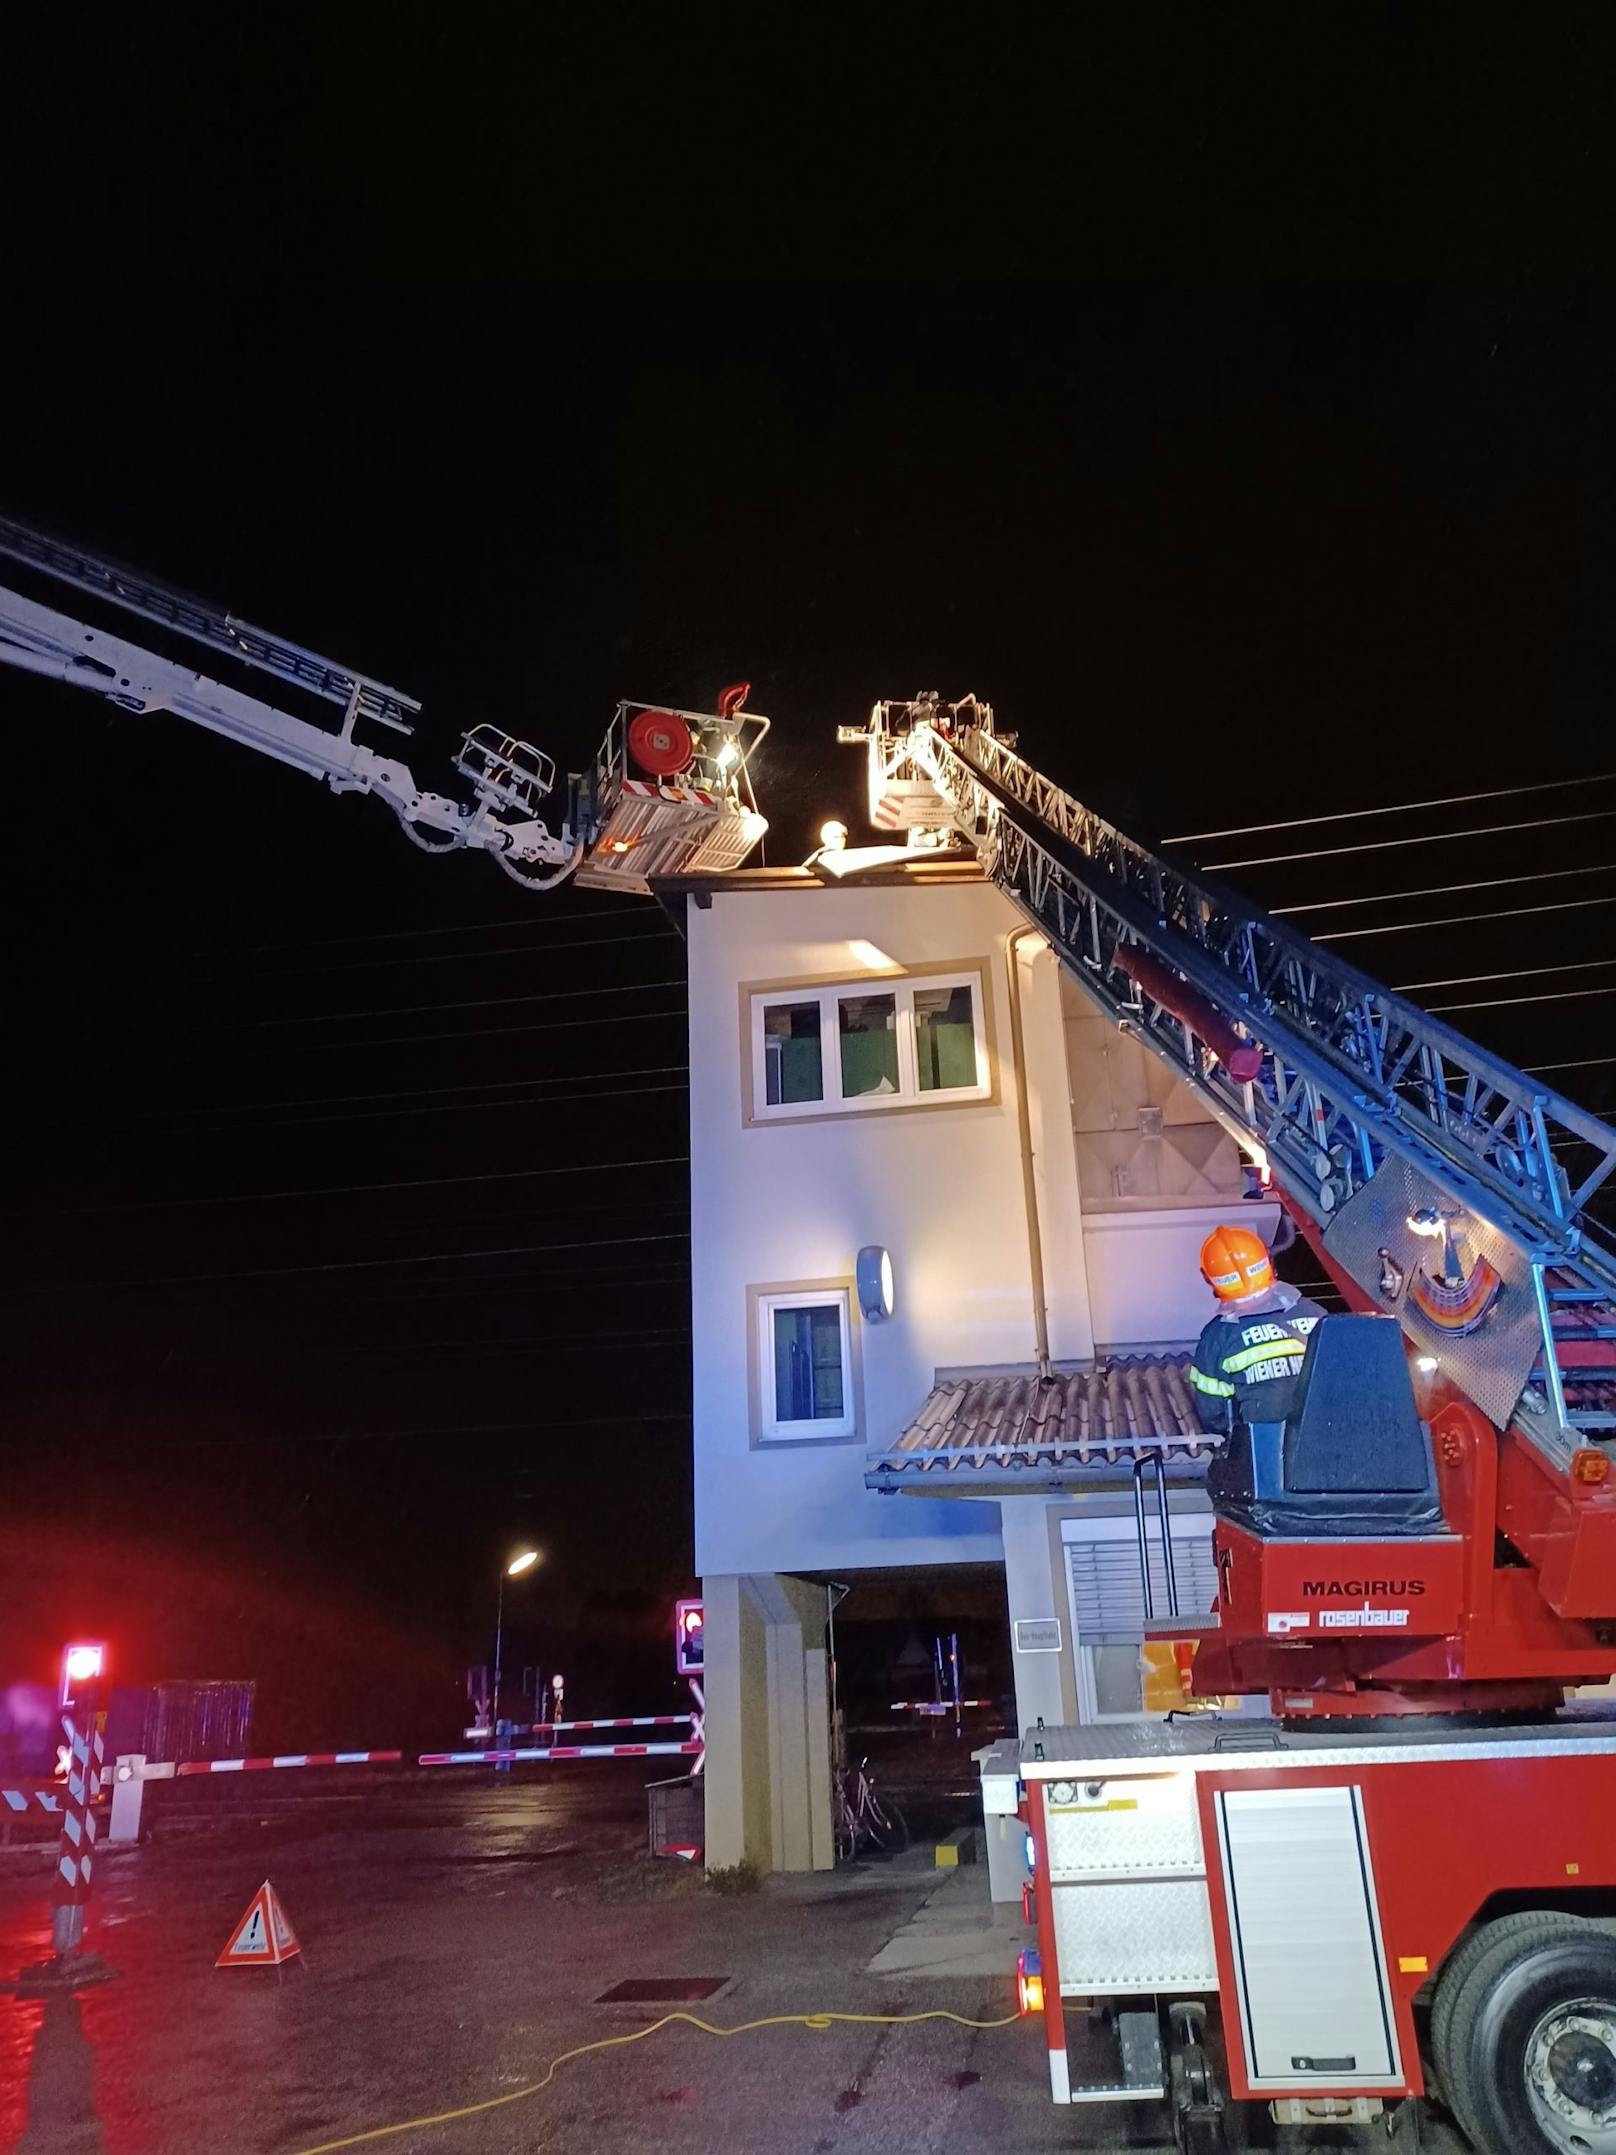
(1000, 1498, 1074, 1733)
(699, 1572, 833, 1873)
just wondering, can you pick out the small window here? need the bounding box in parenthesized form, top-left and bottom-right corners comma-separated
(748, 969, 989, 1120)
(762, 998, 824, 1105)
(913, 981, 979, 1092)
(837, 991, 899, 1098)
(756, 1288, 856, 1441)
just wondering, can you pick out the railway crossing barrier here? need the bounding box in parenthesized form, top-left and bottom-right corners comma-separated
(103, 1714, 703, 1841)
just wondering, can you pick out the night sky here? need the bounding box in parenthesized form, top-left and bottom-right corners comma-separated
(3, 276, 1611, 1743)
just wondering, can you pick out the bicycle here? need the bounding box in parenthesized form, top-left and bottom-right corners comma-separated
(833, 1754, 910, 1864)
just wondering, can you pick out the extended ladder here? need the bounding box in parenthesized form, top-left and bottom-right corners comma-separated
(0, 513, 419, 738)
(850, 697, 1616, 1453)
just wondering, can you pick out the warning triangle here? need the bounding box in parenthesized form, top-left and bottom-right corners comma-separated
(217, 1881, 301, 1968)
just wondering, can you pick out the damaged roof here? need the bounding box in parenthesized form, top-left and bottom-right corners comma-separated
(866, 1356, 1215, 1491)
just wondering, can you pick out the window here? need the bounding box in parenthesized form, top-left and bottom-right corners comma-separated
(755, 1288, 856, 1442)
(1061, 1511, 1219, 1722)
(762, 999, 823, 1106)
(749, 970, 989, 1120)
(838, 991, 899, 1098)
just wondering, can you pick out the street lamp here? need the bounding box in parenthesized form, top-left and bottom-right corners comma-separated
(493, 1549, 541, 1732)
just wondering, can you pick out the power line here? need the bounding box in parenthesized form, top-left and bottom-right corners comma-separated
(1206, 807, 1616, 873)
(214, 973, 687, 1032)
(213, 1006, 690, 1060)
(259, 1078, 689, 1131)
(1278, 863, 1616, 918)
(33, 1153, 690, 1214)
(1318, 894, 1616, 943)
(1394, 958, 1616, 994)
(63, 1228, 691, 1291)
(142, 1409, 694, 1452)
(355, 1330, 693, 1360)
(1426, 986, 1616, 1015)
(45, 1064, 690, 1130)
(233, 924, 677, 983)
(196, 901, 659, 959)
(1166, 772, 1616, 846)
(1524, 1056, 1616, 1075)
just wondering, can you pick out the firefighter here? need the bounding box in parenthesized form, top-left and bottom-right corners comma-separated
(1189, 1225, 1325, 1439)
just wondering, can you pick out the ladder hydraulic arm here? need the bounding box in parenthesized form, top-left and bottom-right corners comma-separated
(848, 695, 1616, 1469)
(0, 515, 583, 885)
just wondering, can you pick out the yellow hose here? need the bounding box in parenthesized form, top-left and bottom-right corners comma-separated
(288, 2006, 1022, 2154)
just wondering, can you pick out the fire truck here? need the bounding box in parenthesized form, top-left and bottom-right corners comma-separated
(844, 695, 1616, 2155)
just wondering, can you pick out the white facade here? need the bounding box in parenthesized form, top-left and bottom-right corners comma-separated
(677, 859, 1270, 1872)
(688, 869, 1089, 1579)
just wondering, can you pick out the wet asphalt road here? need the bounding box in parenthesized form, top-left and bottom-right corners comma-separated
(0, 1768, 1466, 2155)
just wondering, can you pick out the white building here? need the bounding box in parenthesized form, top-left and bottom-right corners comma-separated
(661, 853, 1277, 1872)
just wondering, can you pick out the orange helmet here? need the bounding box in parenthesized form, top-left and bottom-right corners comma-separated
(1200, 1225, 1274, 1302)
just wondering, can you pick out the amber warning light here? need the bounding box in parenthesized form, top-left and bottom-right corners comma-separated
(675, 1598, 705, 1674)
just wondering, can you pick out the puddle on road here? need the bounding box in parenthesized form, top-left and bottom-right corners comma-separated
(411, 1847, 581, 1866)
(595, 1977, 730, 2004)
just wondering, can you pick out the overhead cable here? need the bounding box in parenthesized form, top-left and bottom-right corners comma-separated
(1278, 863, 1616, 918)
(215, 973, 688, 1032)
(200, 900, 658, 958)
(144, 1409, 695, 1452)
(1394, 958, 1616, 994)
(39, 1153, 691, 1213)
(234, 924, 676, 983)
(1206, 807, 1616, 873)
(1426, 986, 1616, 1015)
(261, 1078, 689, 1131)
(58, 1228, 693, 1293)
(1319, 894, 1616, 943)
(220, 1005, 690, 1060)
(1166, 771, 1616, 846)
(48, 1063, 690, 1130)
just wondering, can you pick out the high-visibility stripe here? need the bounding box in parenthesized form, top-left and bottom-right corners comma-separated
(1221, 1338, 1304, 1375)
(1188, 1367, 1235, 1397)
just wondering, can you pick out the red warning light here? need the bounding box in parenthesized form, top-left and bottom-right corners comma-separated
(60, 1641, 107, 1706)
(675, 1598, 705, 1674)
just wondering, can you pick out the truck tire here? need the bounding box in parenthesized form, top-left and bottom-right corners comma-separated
(1432, 1913, 1593, 2107)
(1441, 1914, 1616, 2154)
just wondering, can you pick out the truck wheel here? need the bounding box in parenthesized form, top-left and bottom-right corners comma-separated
(1433, 1914, 1594, 2106)
(1442, 1915, 1616, 2154)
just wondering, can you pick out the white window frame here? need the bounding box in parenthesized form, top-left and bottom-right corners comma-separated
(749, 969, 990, 1121)
(756, 1287, 857, 1442)
(1060, 1509, 1218, 1724)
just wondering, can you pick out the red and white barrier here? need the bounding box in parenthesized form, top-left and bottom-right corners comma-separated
(465, 1715, 693, 1739)
(175, 1751, 402, 1776)
(420, 1740, 702, 1766)
(890, 1700, 994, 1714)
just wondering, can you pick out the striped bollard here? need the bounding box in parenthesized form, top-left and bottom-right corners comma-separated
(52, 1695, 103, 1954)
(687, 1679, 705, 1778)
(20, 1691, 117, 1990)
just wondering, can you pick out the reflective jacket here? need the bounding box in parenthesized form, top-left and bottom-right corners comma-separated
(1188, 1290, 1326, 1438)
